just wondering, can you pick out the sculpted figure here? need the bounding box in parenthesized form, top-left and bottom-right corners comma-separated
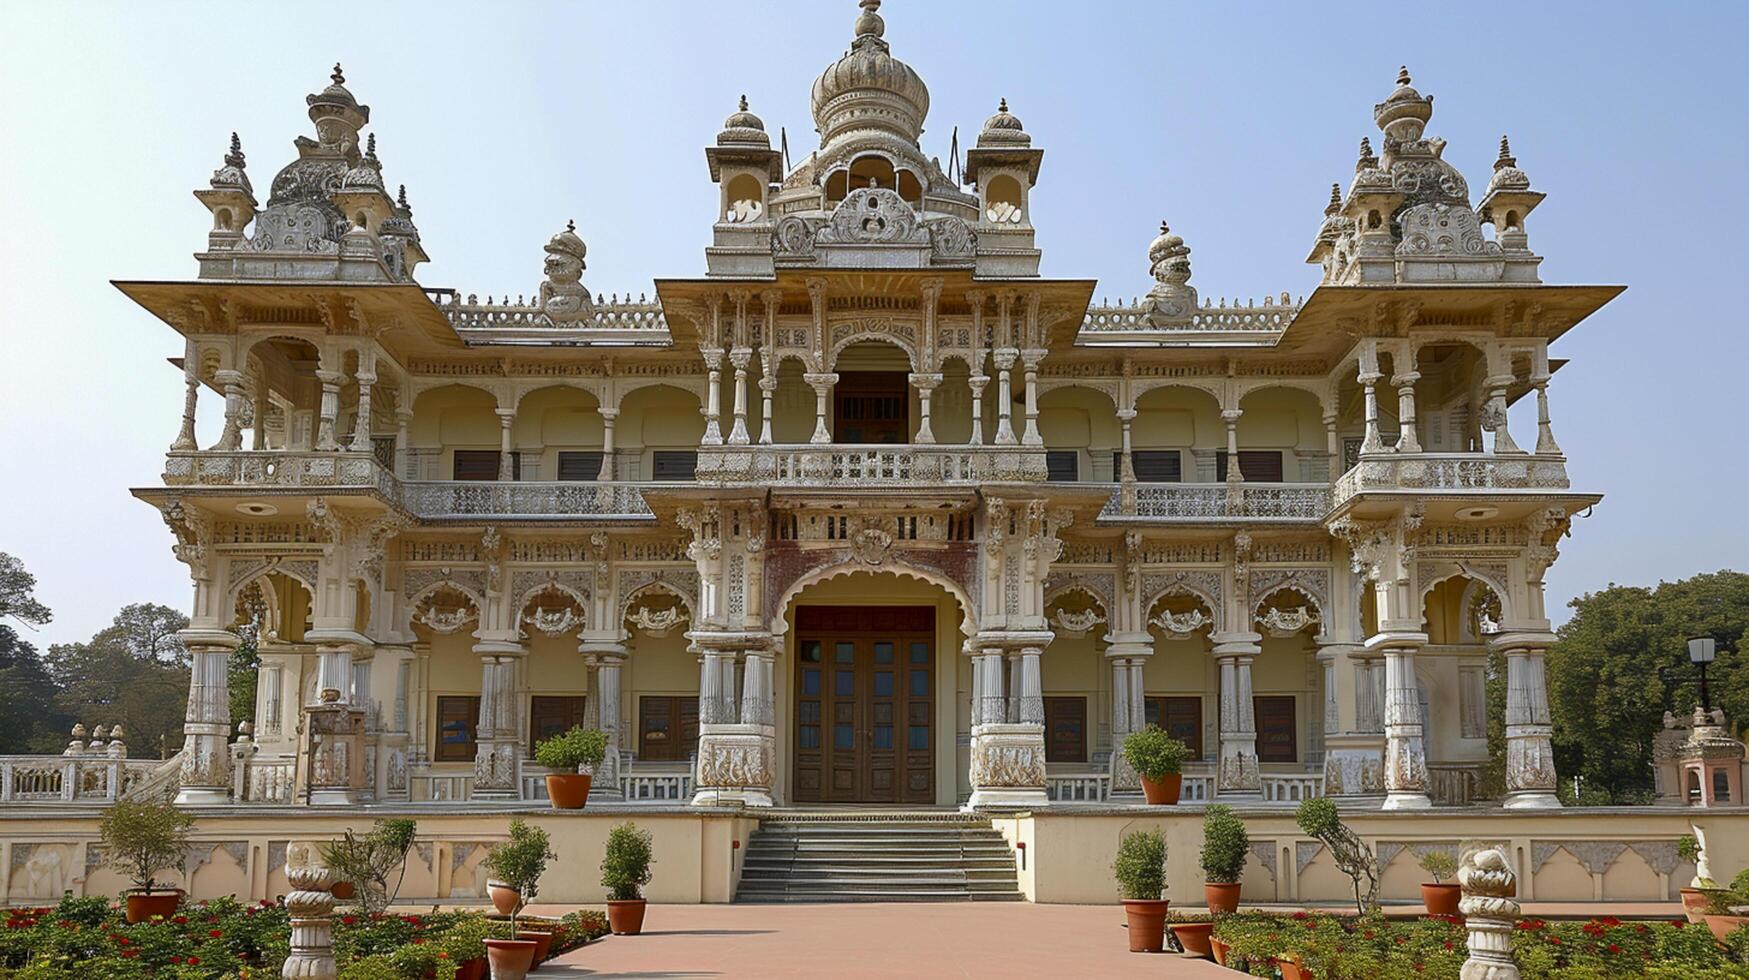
(539, 220, 593, 323)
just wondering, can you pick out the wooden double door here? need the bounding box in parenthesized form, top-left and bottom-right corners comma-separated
(793, 606, 934, 804)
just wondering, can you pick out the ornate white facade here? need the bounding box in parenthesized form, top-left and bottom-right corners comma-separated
(114, 2, 1620, 814)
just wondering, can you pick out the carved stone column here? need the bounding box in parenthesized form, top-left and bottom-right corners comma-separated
(1221, 409, 1244, 484)
(1459, 848, 1522, 980)
(991, 350, 1017, 445)
(494, 409, 516, 481)
(394, 407, 412, 478)
(728, 348, 751, 445)
(172, 375, 200, 451)
(470, 640, 523, 799)
(1019, 352, 1044, 446)
(314, 369, 343, 451)
(1373, 632, 1432, 809)
(175, 629, 239, 805)
(967, 636, 1050, 810)
(282, 841, 339, 979)
(1318, 638, 1384, 800)
(348, 371, 376, 453)
(1359, 371, 1386, 453)
(691, 637, 775, 807)
(1482, 374, 1522, 454)
(702, 348, 725, 445)
(1017, 646, 1044, 724)
(1392, 371, 1422, 453)
(803, 372, 836, 445)
(216, 369, 247, 451)
(1533, 380, 1561, 455)
(597, 409, 618, 481)
(581, 638, 626, 797)
(967, 375, 989, 445)
(911, 373, 941, 444)
(757, 375, 776, 445)
(1105, 634, 1151, 794)
(1212, 634, 1261, 796)
(1494, 630, 1560, 809)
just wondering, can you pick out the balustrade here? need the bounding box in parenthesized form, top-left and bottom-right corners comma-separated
(697, 443, 1048, 486)
(1101, 482, 1331, 522)
(0, 757, 160, 803)
(1332, 451, 1570, 509)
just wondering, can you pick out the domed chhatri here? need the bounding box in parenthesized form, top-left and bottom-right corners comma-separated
(1373, 65, 1432, 143)
(977, 98, 1031, 147)
(811, 0, 931, 146)
(717, 95, 770, 147)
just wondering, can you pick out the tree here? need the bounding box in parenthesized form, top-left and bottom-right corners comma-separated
(91, 603, 190, 666)
(0, 624, 68, 753)
(1547, 570, 1749, 804)
(0, 552, 52, 627)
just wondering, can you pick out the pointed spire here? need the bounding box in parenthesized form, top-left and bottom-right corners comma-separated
(396, 184, 412, 214)
(566, 218, 576, 232)
(1356, 136, 1377, 171)
(1325, 182, 1342, 215)
(224, 132, 245, 169)
(1396, 65, 1411, 87)
(1160, 220, 1170, 235)
(331, 63, 346, 85)
(364, 132, 378, 163)
(1495, 134, 1517, 169)
(998, 97, 1008, 113)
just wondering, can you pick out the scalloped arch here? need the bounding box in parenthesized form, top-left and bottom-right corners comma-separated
(1144, 582, 1221, 632)
(828, 333, 918, 373)
(771, 560, 976, 641)
(620, 579, 696, 623)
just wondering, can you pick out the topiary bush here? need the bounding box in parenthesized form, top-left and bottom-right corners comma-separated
(534, 726, 609, 773)
(320, 818, 417, 915)
(482, 818, 555, 937)
(1419, 849, 1457, 884)
(1200, 804, 1249, 884)
(1112, 828, 1167, 901)
(600, 822, 655, 902)
(98, 799, 194, 895)
(1122, 724, 1191, 780)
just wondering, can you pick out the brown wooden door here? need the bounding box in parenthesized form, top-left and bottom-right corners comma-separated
(1254, 695, 1298, 763)
(833, 372, 909, 444)
(794, 607, 933, 804)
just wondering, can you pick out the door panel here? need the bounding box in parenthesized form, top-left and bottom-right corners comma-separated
(793, 606, 934, 804)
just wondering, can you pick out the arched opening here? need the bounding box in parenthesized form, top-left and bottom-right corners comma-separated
(616, 384, 705, 481)
(1143, 591, 1218, 781)
(1412, 343, 1489, 453)
(514, 385, 604, 481)
(409, 384, 502, 481)
(1252, 588, 1324, 772)
(1235, 386, 1323, 482)
(932, 355, 974, 445)
(769, 357, 815, 444)
(985, 174, 1023, 223)
(723, 173, 764, 223)
(1419, 574, 1496, 791)
(1041, 588, 1108, 773)
(776, 567, 969, 806)
(1039, 386, 1120, 482)
(241, 336, 323, 451)
(1131, 385, 1222, 482)
(831, 340, 912, 443)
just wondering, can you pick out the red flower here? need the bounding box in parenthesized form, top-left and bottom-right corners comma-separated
(173, 915, 189, 924)
(1292, 911, 1310, 920)
(1600, 916, 1622, 927)
(1549, 936, 1562, 945)
(1443, 940, 1453, 950)
(342, 915, 357, 925)
(170, 956, 184, 964)
(1608, 944, 1621, 953)
(120, 950, 139, 959)
(210, 928, 224, 938)
(188, 956, 201, 966)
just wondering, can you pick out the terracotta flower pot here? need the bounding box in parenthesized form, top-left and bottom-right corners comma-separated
(1170, 921, 1214, 958)
(607, 898, 648, 935)
(1704, 913, 1749, 946)
(488, 880, 521, 916)
(330, 880, 356, 901)
(1204, 880, 1241, 915)
(520, 930, 554, 963)
(1140, 773, 1182, 805)
(1278, 953, 1315, 980)
(456, 957, 486, 980)
(124, 889, 183, 923)
(1210, 936, 1231, 967)
(484, 938, 538, 980)
(545, 773, 592, 809)
(1680, 887, 1710, 924)
(1421, 882, 1462, 917)
(1122, 898, 1169, 952)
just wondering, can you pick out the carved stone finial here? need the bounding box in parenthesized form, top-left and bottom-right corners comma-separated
(1396, 65, 1411, 87)
(998, 97, 1008, 112)
(225, 132, 245, 169)
(1326, 182, 1342, 215)
(739, 94, 749, 111)
(1496, 134, 1516, 168)
(396, 184, 411, 212)
(331, 62, 345, 85)
(1459, 847, 1522, 979)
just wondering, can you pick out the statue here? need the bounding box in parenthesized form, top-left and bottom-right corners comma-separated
(539, 220, 593, 323)
(1145, 221, 1197, 324)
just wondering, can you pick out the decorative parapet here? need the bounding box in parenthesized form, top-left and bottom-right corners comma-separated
(430, 289, 668, 339)
(165, 451, 393, 495)
(695, 444, 1049, 486)
(1079, 294, 1301, 341)
(402, 480, 654, 520)
(1099, 482, 1330, 522)
(1331, 452, 1570, 510)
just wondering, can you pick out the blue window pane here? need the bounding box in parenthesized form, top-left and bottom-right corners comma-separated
(835, 642, 855, 663)
(799, 726, 819, 749)
(803, 670, 820, 696)
(908, 726, 929, 750)
(910, 642, 929, 664)
(874, 642, 894, 664)
(874, 726, 894, 749)
(910, 671, 929, 697)
(874, 671, 894, 697)
(835, 724, 854, 749)
(835, 670, 854, 696)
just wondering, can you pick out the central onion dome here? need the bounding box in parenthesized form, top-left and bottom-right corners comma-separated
(810, 0, 930, 146)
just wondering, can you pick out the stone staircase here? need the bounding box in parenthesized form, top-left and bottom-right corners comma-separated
(734, 813, 1023, 903)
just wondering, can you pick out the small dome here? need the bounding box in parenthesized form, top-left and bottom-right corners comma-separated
(1147, 221, 1185, 264)
(717, 95, 771, 147)
(1487, 135, 1531, 193)
(1373, 66, 1432, 142)
(546, 219, 587, 263)
(306, 63, 370, 129)
(209, 132, 252, 194)
(811, 0, 930, 146)
(977, 98, 1030, 147)
(341, 133, 385, 190)
(379, 185, 421, 242)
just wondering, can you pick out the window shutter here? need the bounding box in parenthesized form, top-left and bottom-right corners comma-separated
(651, 450, 697, 481)
(556, 451, 604, 482)
(1044, 450, 1079, 482)
(1130, 450, 1182, 483)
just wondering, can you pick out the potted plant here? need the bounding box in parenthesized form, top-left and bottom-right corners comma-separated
(602, 821, 655, 935)
(1296, 797, 1380, 915)
(533, 725, 608, 810)
(1167, 909, 1214, 959)
(1418, 849, 1460, 916)
(1199, 803, 1248, 914)
(319, 818, 417, 913)
(1702, 868, 1749, 946)
(1679, 833, 1714, 923)
(480, 818, 555, 980)
(98, 799, 193, 923)
(1122, 724, 1191, 805)
(1113, 827, 1168, 953)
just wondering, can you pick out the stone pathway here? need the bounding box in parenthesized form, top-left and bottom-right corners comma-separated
(538, 902, 1231, 978)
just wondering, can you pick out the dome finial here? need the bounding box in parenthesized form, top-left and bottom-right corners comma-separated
(1396, 65, 1411, 87)
(225, 132, 245, 169)
(1326, 183, 1341, 212)
(739, 94, 749, 111)
(998, 97, 1008, 113)
(332, 63, 345, 85)
(397, 184, 411, 212)
(855, 0, 884, 40)
(1159, 220, 1170, 235)
(566, 218, 576, 232)
(1498, 134, 1514, 162)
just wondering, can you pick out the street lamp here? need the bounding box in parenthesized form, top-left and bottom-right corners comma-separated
(1688, 636, 1717, 712)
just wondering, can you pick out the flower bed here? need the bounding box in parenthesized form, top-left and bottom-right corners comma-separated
(1210, 910, 1749, 980)
(0, 894, 610, 978)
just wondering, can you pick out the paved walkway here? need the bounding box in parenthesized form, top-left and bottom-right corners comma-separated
(537, 903, 1231, 978)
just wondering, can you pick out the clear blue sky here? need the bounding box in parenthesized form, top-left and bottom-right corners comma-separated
(2, 1, 1744, 650)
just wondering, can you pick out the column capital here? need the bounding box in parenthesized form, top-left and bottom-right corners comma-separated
(598, 408, 619, 422)
(314, 369, 345, 386)
(908, 372, 943, 390)
(1364, 630, 1428, 654)
(1391, 370, 1421, 387)
(1115, 409, 1137, 422)
(215, 368, 246, 386)
(1487, 629, 1557, 654)
(494, 408, 516, 423)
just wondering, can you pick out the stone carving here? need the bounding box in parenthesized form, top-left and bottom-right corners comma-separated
(928, 216, 977, 259)
(1139, 571, 1223, 626)
(1257, 605, 1319, 638)
(628, 605, 687, 637)
(1248, 841, 1278, 880)
(412, 586, 478, 634)
(1150, 608, 1211, 636)
(1458, 847, 1521, 980)
(1397, 203, 1502, 258)
(1050, 607, 1106, 637)
(282, 840, 339, 979)
(1145, 222, 1198, 323)
(817, 188, 925, 246)
(539, 220, 594, 322)
(697, 739, 773, 788)
(970, 739, 1046, 788)
(849, 525, 895, 566)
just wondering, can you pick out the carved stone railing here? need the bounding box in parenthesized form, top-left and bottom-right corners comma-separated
(620, 767, 694, 802)
(1429, 764, 1487, 806)
(1332, 452, 1571, 509)
(233, 753, 297, 804)
(164, 450, 395, 496)
(431, 290, 668, 337)
(1260, 773, 1326, 802)
(400, 480, 655, 520)
(696, 444, 1049, 486)
(0, 757, 161, 803)
(1044, 772, 1110, 802)
(1099, 482, 1331, 522)
(1080, 296, 1301, 337)
(408, 771, 472, 802)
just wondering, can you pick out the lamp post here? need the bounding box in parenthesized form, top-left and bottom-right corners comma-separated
(1688, 636, 1717, 712)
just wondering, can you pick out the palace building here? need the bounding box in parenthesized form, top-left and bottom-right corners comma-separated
(20, 0, 1729, 910)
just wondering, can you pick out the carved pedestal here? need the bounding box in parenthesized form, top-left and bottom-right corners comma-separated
(1498, 639, 1560, 809)
(966, 723, 1048, 810)
(691, 725, 775, 807)
(281, 841, 338, 979)
(1321, 734, 1386, 801)
(175, 637, 236, 805)
(1459, 847, 1521, 980)
(305, 701, 366, 806)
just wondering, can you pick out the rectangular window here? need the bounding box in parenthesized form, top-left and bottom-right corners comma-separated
(638, 696, 700, 762)
(1122, 450, 1182, 483)
(1459, 666, 1486, 739)
(452, 450, 520, 481)
(651, 450, 697, 481)
(371, 435, 397, 471)
(1043, 696, 1087, 763)
(528, 695, 589, 752)
(1045, 450, 1079, 483)
(1215, 450, 1284, 483)
(1254, 695, 1297, 763)
(433, 696, 480, 762)
(1143, 696, 1203, 760)
(555, 451, 604, 482)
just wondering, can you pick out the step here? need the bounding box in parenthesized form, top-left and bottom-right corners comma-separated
(734, 815, 1022, 904)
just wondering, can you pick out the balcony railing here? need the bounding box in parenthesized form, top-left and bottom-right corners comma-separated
(0, 756, 161, 803)
(164, 451, 395, 496)
(401, 480, 654, 520)
(696, 444, 1049, 486)
(1098, 482, 1332, 522)
(1331, 452, 1571, 510)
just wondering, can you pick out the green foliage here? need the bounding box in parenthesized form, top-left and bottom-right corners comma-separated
(46, 604, 195, 760)
(600, 822, 655, 901)
(320, 818, 418, 915)
(0, 552, 53, 627)
(1547, 570, 1749, 804)
(533, 725, 608, 772)
(1121, 724, 1191, 779)
(227, 628, 260, 728)
(1703, 866, 1749, 915)
(1418, 850, 1458, 883)
(1111, 828, 1166, 901)
(1295, 797, 1340, 837)
(0, 625, 68, 753)
(1679, 833, 1703, 865)
(98, 800, 194, 893)
(1199, 804, 1249, 884)
(482, 818, 555, 935)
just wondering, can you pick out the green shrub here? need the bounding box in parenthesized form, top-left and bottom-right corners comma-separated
(601, 822, 655, 901)
(98, 799, 194, 894)
(1122, 724, 1191, 779)
(1295, 796, 1340, 837)
(1200, 804, 1249, 884)
(320, 818, 417, 915)
(482, 818, 555, 937)
(533, 726, 609, 773)
(1418, 849, 1457, 884)
(1111, 828, 1166, 901)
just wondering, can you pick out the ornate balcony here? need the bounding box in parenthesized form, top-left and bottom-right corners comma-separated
(1330, 452, 1571, 510)
(1098, 482, 1332, 523)
(695, 444, 1049, 487)
(164, 450, 395, 495)
(401, 480, 654, 521)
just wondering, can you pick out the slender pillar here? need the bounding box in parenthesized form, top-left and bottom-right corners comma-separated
(1323, 412, 1340, 472)
(1376, 637, 1432, 809)
(172, 364, 200, 451)
(1495, 632, 1560, 809)
(470, 643, 523, 799)
(597, 409, 618, 481)
(728, 348, 751, 445)
(1533, 381, 1561, 455)
(718, 653, 738, 723)
(1359, 371, 1386, 453)
(1483, 375, 1521, 454)
(912, 373, 940, 444)
(314, 369, 343, 451)
(967, 375, 988, 445)
(1221, 409, 1244, 484)
(1116, 409, 1137, 481)
(804, 373, 836, 444)
(395, 408, 412, 478)
(174, 630, 238, 805)
(702, 349, 725, 445)
(1110, 658, 1131, 738)
(594, 650, 626, 794)
(992, 351, 1017, 445)
(216, 369, 247, 451)
(495, 408, 515, 481)
(1213, 642, 1261, 796)
(1127, 661, 1145, 735)
(1020, 354, 1042, 447)
(348, 371, 376, 453)
(1018, 647, 1044, 724)
(740, 649, 774, 726)
(1393, 371, 1422, 454)
(757, 375, 775, 445)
